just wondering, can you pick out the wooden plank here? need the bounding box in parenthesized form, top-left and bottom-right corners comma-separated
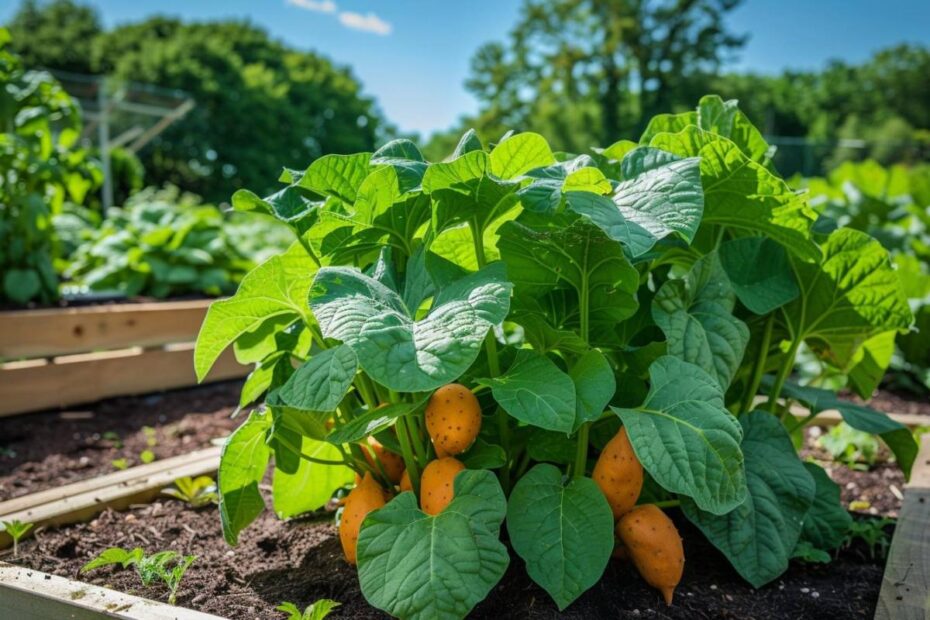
(0, 300, 215, 360)
(0, 345, 246, 417)
(875, 434, 930, 620)
(0, 446, 222, 549)
(0, 561, 225, 619)
(0, 446, 221, 517)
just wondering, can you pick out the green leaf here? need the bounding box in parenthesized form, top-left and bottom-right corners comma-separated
(799, 462, 852, 551)
(422, 151, 488, 193)
(613, 356, 746, 515)
(652, 252, 749, 390)
(497, 215, 639, 342)
(195, 243, 316, 381)
(326, 395, 430, 445)
(569, 349, 615, 430)
(231, 186, 318, 234)
(682, 411, 815, 588)
(373, 138, 425, 162)
(310, 264, 511, 392)
(566, 153, 702, 258)
(272, 345, 357, 413)
(239, 353, 286, 408)
(453, 129, 483, 157)
(3, 268, 41, 304)
(479, 350, 576, 433)
(489, 132, 556, 179)
(649, 126, 820, 261)
(718, 237, 799, 314)
(768, 380, 918, 477)
(298, 152, 372, 203)
(218, 411, 271, 545)
(696, 95, 772, 164)
(81, 547, 143, 573)
(785, 228, 912, 369)
(845, 331, 896, 398)
(506, 464, 614, 610)
(272, 436, 353, 518)
(357, 470, 509, 620)
(460, 438, 507, 469)
(639, 111, 698, 145)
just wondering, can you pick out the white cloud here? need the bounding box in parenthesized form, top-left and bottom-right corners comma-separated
(287, 0, 337, 14)
(338, 11, 393, 36)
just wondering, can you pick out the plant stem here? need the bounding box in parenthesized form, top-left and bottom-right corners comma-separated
(407, 415, 429, 466)
(653, 499, 681, 509)
(395, 416, 421, 495)
(766, 336, 802, 413)
(573, 273, 592, 479)
(740, 314, 775, 415)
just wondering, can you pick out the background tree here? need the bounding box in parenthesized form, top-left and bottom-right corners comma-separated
(6, 0, 100, 73)
(6, 1, 391, 202)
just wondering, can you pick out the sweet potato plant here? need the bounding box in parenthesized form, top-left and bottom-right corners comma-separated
(195, 95, 916, 618)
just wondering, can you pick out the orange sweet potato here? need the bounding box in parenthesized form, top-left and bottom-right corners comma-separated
(399, 469, 413, 493)
(616, 504, 685, 605)
(363, 436, 405, 483)
(419, 457, 465, 516)
(338, 472, 387, 565)
(593, 426, 644, 519)
(425, 384, 481, 456)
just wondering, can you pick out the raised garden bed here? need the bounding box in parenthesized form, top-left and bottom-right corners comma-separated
(0, 301, 247, 417)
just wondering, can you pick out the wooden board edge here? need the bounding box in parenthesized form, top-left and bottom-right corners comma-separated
(0, 561, 226, 619)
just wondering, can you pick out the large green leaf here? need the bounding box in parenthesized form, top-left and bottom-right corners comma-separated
(652, 252, 749, 390)
(218, 411, 271, 545)
(799, 462, 852, 552)
(298, 152, 372, 203)
(272, 435, 353, 518)
(564, 155, 703, 257)
(357, 470, 509, 620)
(612, 356, 746, 514)
(195, 243, 316, 381)
(489, 132, 556, 179)
(682, 411, 815, 588)
(497, 215, 639, 342)
(785, 228, 912, 369)
(696, 95, 772, 164)
(845, 331, 896, 398)
(479, 350, 576, 433)
(506, 464, 614, 610)
(231, 186, 319, 234)
(309, 264, 511, 392)
(649, 126, 820, 261)
(719, 237, 799, 315)
(768, 379, 918, 477)
(326, 395, 430, 445)
(569, 349, 615, 430)
(271, 344, 357, 413)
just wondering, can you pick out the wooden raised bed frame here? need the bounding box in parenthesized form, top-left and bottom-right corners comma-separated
(0, 300, 246, 417)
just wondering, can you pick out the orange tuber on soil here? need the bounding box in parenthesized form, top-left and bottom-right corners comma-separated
(339, 472, 387, 565)
(363, 436, 405, 483)
(593, 426, 644, 519)
(616, 504, 685, 605)
(425, 383, 482, 456)
(419, 457, 465, 515)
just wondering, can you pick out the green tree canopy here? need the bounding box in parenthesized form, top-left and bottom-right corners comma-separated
(6, 1, 391, 202)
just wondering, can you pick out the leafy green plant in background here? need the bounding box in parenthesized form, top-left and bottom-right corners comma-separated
(797, 160, 930, 393)
(162, 476, 219, 508)
(195, 95, 915, 618)
(818, 423, 880, 470)
(81, 547, 196, 605)
(63, 186, 290, 298)
(0, 28, 100, 305)
(1, 519, 34, 558)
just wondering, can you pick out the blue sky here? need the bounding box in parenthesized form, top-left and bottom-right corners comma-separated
(3, 0, 929, 136)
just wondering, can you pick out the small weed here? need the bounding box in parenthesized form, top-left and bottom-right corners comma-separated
(276, 599, 341, 620)
(82, 547, 196, 605)
(1, 519, 34, 558)
(162, 476, 219, 508)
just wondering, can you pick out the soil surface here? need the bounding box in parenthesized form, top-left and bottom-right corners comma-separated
(6, 501, 890, 620)
(0, 382, 921, 618)
(0, 381, 242, 501)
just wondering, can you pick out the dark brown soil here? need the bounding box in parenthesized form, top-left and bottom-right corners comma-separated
(0, 381, 243, 501)
(5, 499, 888, 620)
(856, 387, 930, 418)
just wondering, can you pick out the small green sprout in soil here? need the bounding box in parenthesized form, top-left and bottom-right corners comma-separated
(277, 599, 341, 620)
(82, 547, 196, 605)
(139, 449, 156, 464)
(111, 458, 129, 471)
(1, 519, 34, 558)
(162, 476, 219, 508)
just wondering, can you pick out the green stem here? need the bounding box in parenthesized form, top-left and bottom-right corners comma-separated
(354, 374, 377, 409)
(786, 410, 818, 434)
(766, 336, 802, 413)
(407, 414, 429, 466)
(573, 273, 592, 479)
(296, 233, 322, 268)
(740, 314, 775, 416)
(653, 499, 681, 509)
(395, 416, 421, 496)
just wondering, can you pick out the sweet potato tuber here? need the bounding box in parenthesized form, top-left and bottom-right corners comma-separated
(419, 457, 465, 515)
(616, 504, 685, 605)
(339, 472, 387, 564)
(425, 384, 481, 456)
(363, 436, 405, 483)
(399, 469, 413, 493)
(593, 426, 643, 519)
